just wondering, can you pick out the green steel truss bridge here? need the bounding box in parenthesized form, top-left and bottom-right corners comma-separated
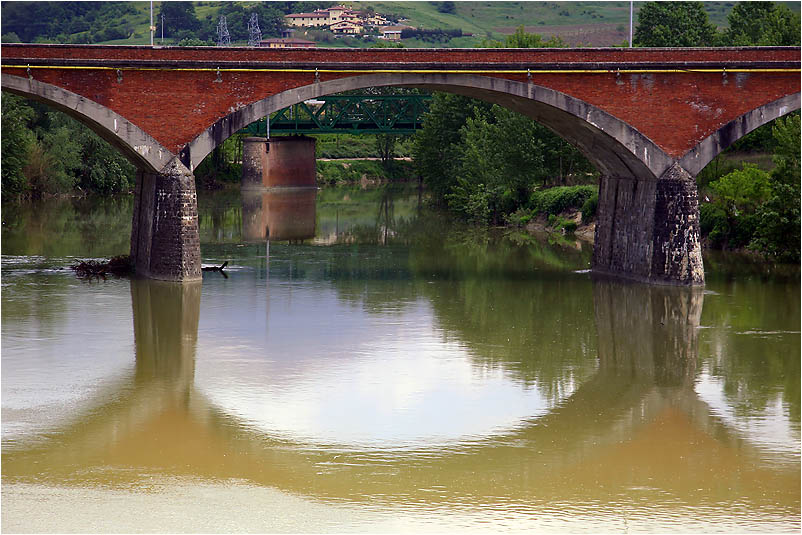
(241, 94, 432, 136)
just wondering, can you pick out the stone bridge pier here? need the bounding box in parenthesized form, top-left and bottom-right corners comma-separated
(593, 164, 704, 285)
(130, 160, 202, 282)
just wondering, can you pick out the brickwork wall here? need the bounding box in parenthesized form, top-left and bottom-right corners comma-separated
(3, 45, 798, 158)
(241, 137, 268, 190)
(264, 136, 317, 188)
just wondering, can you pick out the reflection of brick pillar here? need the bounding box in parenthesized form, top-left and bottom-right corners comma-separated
(241, 137, 268, 190)
(131, 279, 200, 394)
(265, 136, 317, 188)
(131, 159, 201, 281)
(593, 278, 702, 386)
(241, 189, 317, 242)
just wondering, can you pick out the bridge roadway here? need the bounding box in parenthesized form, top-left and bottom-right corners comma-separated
(1, 45, 799, 284)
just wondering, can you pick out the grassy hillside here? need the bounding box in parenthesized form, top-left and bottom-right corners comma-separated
(3, 1, 799, 48)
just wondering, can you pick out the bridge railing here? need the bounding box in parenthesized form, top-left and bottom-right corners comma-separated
(241, 94, 432, 136)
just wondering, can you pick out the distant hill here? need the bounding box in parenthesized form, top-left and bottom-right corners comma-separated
(1, 1, 799, 48)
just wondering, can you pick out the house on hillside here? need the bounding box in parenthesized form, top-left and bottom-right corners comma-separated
(366, 14, 389, 27)
(259, 37, 316, 48)
(285, 5, 364, 28)
(378, 25, 412, 40)
(331, 20, 362, 34)
(285, 11, 329, 27)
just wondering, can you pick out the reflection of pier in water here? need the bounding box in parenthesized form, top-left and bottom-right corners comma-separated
(241, 188, 317, 243)
(2, 278, 797, 511)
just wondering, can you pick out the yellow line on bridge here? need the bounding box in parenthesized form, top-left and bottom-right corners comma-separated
(3, 64, 800, 75)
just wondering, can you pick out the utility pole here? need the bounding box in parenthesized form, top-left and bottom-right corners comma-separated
(629, 0, 634, 47)
(149, 0, 154, 46)
(161, 14, 164, 45)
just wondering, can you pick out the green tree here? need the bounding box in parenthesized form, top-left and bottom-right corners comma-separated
(711, 164, 772, 219)
(750, 114, 801, 261)
(723, 2, 801, 46)
(412, 93, 492, 204)
(1, 93, 35, 197)
(176, 37, 215, 47)
(436, 1, 457, 14)
(634, 1, 717, 47)
(482, 25, 566, 48)
(158, 2, 201, 42)
(375, 134, 398, 170)
(452, 106, 547, 223)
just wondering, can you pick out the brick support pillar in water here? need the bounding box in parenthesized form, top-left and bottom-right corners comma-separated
(592, 163, 704, 286)
(241, 137, 268, 190)
(265, 135, 317, 188)
(241, 189, 317, 242)
(130, 159, 202, 282)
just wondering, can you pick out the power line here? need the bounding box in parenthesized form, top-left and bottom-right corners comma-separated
(217, 15, 230, 46)
(248, 13, 261, 47)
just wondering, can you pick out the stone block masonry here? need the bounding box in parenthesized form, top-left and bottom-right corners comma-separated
(593, 164, 704, 285)
(131, 159, 202, 281)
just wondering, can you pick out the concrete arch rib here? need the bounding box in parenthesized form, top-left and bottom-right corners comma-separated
(184, 73, 674, 180)
(680, 93, 801, 176)
(1, 74, 174, 173)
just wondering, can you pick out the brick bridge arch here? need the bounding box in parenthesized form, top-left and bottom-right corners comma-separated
(2, 74, 172, 173)
(184, 73, 674, 181)
(189, 76, 799, 182)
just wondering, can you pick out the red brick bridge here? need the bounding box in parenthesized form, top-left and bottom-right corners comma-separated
(2, 44, 799, 284)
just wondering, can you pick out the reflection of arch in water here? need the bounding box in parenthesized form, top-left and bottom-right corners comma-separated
(3, 278, 798, 513)
(241, 188, 317, 242)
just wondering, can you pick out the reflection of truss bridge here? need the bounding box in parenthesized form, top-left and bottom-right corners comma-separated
(241, 94, 432, 136)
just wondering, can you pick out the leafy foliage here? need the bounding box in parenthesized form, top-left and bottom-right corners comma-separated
(1, 94, 35, 197)
(699, 114, 801, 261)
(491, 25, 567, 48)
(530, 185, 597, 217)
(195, 3, 287, 43)
(723, 1, 801, 46)
(1, 1, 138, 43)
(634, 1, 717, 47)
(1, 92, 135, 198)
(412, 27, 593, 225)
(750, 114, 801, 261)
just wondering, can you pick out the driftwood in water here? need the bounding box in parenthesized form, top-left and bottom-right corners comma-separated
(71, 255, 133, 279)
(202, 261, 228, 272)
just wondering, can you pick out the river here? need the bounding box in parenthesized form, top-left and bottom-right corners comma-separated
(2, 187, 799, 533)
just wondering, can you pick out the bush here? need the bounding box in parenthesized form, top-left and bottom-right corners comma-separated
(700, 202, 729, 248)
(504, 207, 532, 227)
(581, 191, 598, 223)
(530, 185, 597, 216)
(547, 214, 577, 234)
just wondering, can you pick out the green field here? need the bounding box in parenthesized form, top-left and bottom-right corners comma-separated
(10, 1, 796, 48)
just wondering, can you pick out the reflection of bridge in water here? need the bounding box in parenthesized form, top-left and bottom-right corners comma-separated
(3, 277, 797, 512)
(241, 188, 317, 243)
